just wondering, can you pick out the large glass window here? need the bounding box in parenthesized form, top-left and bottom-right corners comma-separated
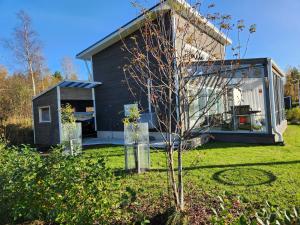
(187, 64, 268, 133)
(227, 78, 267, 132)
(273, 73, 285, 125)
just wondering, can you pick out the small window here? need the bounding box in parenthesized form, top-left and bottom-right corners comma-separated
(39, 106, 51, 123)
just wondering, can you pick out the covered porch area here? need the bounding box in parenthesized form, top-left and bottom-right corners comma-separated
(57, 80, 102, 139)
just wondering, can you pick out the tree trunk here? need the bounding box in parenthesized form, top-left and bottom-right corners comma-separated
(177, 93, 184, 211)
(167, 145, 179, 208)
(29, 62, 36, 96)
(178, 139, 184, 211)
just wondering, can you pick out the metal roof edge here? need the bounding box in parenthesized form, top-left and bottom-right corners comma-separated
(76, 0, 232, 60)
(270, 59, 286, 77)
(32, 80, 102, 101)
(76, 2, 164, 60)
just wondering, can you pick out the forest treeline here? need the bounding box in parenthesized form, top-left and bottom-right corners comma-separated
(285, 66, 300, 104)
(0, 10, 78, 145)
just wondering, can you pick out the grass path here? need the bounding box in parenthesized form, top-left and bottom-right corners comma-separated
(86, 125, 300, 208)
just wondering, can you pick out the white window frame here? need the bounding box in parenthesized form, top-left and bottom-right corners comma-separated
(39, 106, 51, 123)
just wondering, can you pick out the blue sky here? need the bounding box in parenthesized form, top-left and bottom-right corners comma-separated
(0, 0, 299, 79)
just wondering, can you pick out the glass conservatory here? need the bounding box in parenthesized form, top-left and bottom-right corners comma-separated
(187, 58, 286, 143)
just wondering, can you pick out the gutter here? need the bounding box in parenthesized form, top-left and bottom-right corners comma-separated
(267, 58, 284, 143)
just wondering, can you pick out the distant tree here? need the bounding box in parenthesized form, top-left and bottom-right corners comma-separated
(61, 56, 78, 80)
(285, 67, 300, 102)
(3, 10, 45, 96)
(52, 71, 63, 81)
(0, 65, 10, 120)
(0, 65, 8, 84)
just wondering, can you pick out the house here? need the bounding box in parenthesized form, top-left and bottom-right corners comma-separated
(32, 0, 286, 148)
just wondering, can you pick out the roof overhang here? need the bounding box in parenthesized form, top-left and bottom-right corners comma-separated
(170, 0, 232, 46)
(58, 80, 101, 89)
(32, 80, 102, 100)
(271, 59, 286, 77)
(76, 2, 169, 60)
(76, 0, 232, 60)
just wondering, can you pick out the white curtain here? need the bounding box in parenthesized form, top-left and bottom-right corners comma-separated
(240, 78, 265, 114)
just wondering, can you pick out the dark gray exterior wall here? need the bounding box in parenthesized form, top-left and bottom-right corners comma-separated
(92, 13, 172, 131)
(92, 35, 148, 131)
(33, 88, 60, 146)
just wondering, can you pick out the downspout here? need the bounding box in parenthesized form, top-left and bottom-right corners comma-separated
(172, 13, 180, 124)
(267, 58, 284, 143)
(84, 58, 93, 81)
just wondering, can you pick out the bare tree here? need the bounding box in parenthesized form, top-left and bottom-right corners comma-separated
(122, 0, 255, 212)
(61, 56, 78, 80)
(3, 10, 44, 96)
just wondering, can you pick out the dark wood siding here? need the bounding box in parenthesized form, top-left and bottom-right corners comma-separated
(93, 13, 172, 131)
(33, 88, 60, 146)
(92, 39, 145, 131)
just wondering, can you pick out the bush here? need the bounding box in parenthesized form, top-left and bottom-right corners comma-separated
(286, 108, 300, 124)
(254, 202, 300, 225)
(0, 144, 130, 224)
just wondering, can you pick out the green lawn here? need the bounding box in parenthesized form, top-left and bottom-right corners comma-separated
(86, 125, 300, 208)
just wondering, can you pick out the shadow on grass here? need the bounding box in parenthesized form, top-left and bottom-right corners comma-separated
(113, 160, 300, 180)
(149, 160, 300, 172)
(212, 168, 277, 186)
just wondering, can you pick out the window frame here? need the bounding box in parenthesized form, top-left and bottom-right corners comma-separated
(38, 106, 51, 123)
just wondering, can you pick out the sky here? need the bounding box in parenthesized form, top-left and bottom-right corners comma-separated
(0, 0, 299, 80)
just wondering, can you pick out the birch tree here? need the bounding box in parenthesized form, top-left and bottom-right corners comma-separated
(122, 0, 255, 212)
(3, 10, 44, 96)
(61, 56, 78, 80)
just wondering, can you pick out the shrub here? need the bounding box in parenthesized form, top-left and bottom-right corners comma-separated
(0, 144, 130, 224)
(254, 202, 300, 225)
(286, 108, 300, 124)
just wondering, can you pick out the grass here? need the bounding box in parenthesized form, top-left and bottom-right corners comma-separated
(85, 125, 300, 209)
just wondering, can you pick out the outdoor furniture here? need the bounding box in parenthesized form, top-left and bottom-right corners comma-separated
(225, 106, 261, 131)
(208, 113, 223, 127)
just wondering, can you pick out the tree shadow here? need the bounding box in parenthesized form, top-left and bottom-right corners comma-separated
(194, 141, 275, 151)
(212, 168, 277, 187)
(150, 160, 300, 173)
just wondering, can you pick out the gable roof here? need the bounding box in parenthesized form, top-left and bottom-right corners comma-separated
(76, 0, 232, 60)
